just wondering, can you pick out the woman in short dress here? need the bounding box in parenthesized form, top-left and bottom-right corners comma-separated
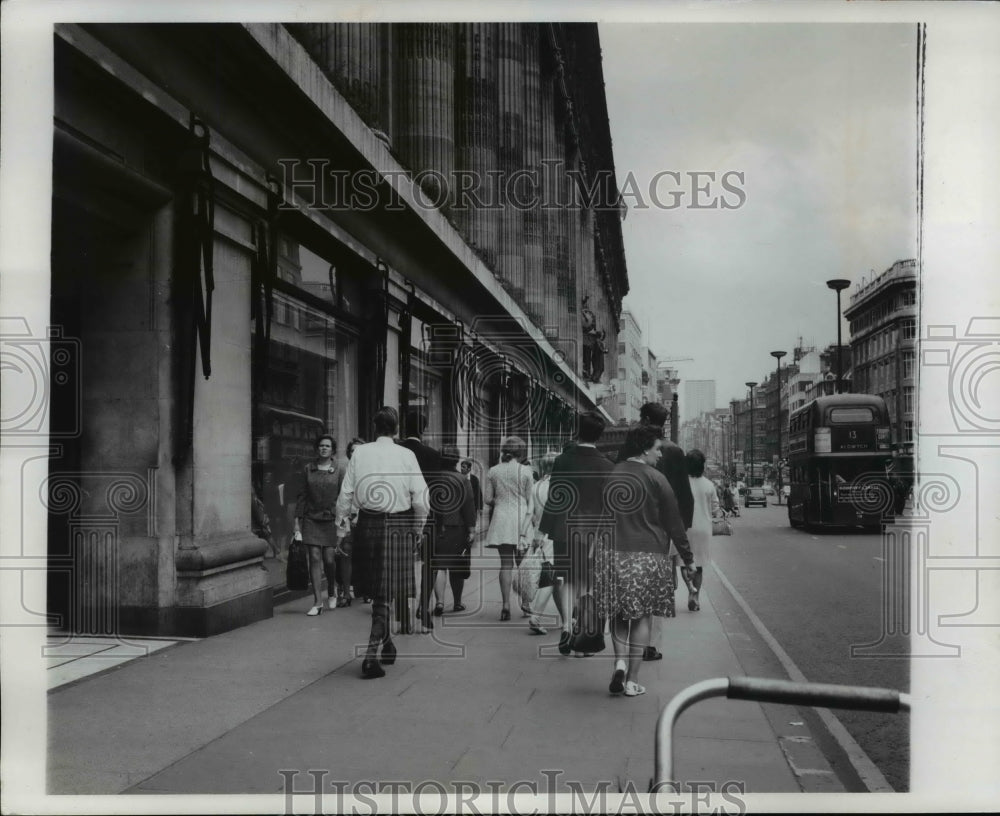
(599, 424, 694, 697)
(484, 436, 535, 621)
(294, 434, 347, 616)
(686, 449, 720, 612)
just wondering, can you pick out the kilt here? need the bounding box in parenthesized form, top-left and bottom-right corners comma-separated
(353, 509, 417, 601)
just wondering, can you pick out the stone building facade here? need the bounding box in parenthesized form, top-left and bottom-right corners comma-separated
(48, 22, 628, 637)
(843, 259, 918, 453)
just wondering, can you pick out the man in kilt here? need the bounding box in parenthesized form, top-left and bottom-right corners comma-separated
(336, 406, 429, 679)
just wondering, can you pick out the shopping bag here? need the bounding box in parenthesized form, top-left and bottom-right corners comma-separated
(285, 538, 310, 591)
(513, 543, 543, 605)
(712, 517, 733, 536)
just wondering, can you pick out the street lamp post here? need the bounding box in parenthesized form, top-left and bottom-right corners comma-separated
(770, 350, 786, 501)
(826, 278, 851, 394)
(730, 398, 738, 479)
(669, 378, 681, 443)
(745, 381, 757, 486)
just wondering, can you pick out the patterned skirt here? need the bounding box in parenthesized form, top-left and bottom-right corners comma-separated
(352, 510, 416, 601)
(594, 549, 675, 620)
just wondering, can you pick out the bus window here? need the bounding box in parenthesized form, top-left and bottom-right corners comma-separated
(829, 407, 877, 424)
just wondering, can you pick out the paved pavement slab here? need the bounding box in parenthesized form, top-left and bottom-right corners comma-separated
(48, 562, 844, 797)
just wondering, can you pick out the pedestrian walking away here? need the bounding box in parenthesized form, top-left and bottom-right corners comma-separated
(524, 452, 566, 637)
(616, 402, 693, 661)
(398, 409, 442, 632)
(429, 445, 477, 615)
(336, 407, 429, 679)
(599, 424, 695, 698)
(537, 410, 615, 656)
(293, 435, 348, 616)
(685, 449, 720, 612)
(484, 436, 535, 621)
(336, 436, 367, 606)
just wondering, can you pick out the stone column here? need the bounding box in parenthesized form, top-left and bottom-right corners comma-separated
(393, 23, 456, 209)
(521, 25, 545, 329)
(454, 23, 499, 269)
(496, 23, 526, 304)
(174, 222, 271, 636)
(287, 24, 384, 129)
(539, 52, 561, 346)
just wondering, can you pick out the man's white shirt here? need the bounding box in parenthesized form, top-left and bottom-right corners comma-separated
(335, 436, 429, 528)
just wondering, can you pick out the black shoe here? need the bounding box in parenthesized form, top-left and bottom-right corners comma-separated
(500, 608, 511, 621)
(558, 631, 572, 656)
(609, 668, 626, 695)
(643, 646, 663, 662)
(433, 603, 444, 616)
(452, 603, 466, 612)
(380, 640, 397, 666)
(361, 658, 385, 679)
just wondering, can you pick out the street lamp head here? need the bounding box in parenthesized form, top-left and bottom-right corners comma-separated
(770, 350, 787, 362)
(745, 381, 757, 389)
(826, 278, 851, 293)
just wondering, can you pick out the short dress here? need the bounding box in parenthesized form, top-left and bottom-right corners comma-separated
(295, 462, 344, 548)
(484, 459, 534, 549)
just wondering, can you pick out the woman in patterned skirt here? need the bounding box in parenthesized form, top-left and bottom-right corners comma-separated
(598, 424, 694, 697)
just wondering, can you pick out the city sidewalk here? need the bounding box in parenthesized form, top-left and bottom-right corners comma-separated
(47, 543, 846, 798)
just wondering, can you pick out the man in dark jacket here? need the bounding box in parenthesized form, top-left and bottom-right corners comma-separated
(538, 409, 615, 655)
(397, 409, 441, 632)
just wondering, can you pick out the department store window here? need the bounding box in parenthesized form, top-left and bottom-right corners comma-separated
(904, 385, 914, 413)
(251, 236, 363, 541)
(902, 318, 917, 340)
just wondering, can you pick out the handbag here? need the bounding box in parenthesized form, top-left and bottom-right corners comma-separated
(712, 517, 733, 536)
(285, 537, 310, 591)
(570, 593, 606, 654)
(513, 542, 543, 604)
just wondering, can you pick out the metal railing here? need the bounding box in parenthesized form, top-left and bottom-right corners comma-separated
(653, 676, 911, 790)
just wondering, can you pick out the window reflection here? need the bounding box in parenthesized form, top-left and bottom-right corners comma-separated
(252, 236, 361, 561)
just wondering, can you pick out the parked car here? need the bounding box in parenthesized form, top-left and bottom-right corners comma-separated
(744, 487, 767, 508)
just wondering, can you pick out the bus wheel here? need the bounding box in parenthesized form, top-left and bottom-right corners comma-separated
(788, 507, 802, 529)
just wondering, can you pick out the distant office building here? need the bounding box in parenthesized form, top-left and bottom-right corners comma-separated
(612, 310, 645, 423)
(843, 259, 917, 452)
(684, 380, 716, 424)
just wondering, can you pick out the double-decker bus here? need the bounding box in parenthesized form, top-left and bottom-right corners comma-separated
(786, 394, 894, 530)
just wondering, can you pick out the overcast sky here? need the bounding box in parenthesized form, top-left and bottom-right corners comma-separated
(598, 23, 919, 409)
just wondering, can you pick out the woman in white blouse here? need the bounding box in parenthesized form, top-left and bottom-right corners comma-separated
(484, 436, 534, 621)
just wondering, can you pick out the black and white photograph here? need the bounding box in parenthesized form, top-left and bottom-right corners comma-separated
(1, 1, 998, 813)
